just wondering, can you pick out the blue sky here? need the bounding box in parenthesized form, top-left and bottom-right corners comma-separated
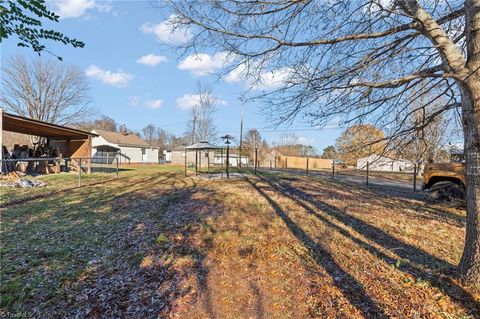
(1, 0, 344, 152)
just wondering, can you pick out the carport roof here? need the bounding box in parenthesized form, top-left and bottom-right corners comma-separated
(1, 111, 96, 140)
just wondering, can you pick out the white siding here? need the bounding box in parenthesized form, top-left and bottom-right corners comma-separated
(213, 155, 249, 167)
(91, 132, 118, 149)
(119, 146, 158, 163)
(171, 150, 214, 167)
(91, 131, 159, 163)
(145, 147, 159, 163)
(163, 150, 172, 162)
(356, 155, 414, 172)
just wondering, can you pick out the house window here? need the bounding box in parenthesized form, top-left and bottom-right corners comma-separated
(142, 148, 146, 155)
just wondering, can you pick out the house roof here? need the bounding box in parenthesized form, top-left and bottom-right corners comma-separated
(93, 129, 155, 148)
(172, 145, 186, 152)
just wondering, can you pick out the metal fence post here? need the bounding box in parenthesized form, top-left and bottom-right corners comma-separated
(332, 160, 335, 179)
(254, 146, 258, 175)
(116, 157, 119, 179)
(413, 163, 417, 192)
(306, 157, 309, 175)
(366, 161, 369, 186)
(184, 149, 187, 177)
(78, 159, 82, 186)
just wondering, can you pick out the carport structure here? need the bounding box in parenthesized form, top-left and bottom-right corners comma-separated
(0, 109, 97, 172)
(184, 140, 223, 177)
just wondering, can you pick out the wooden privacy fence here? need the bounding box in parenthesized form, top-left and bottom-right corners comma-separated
(275, 155, 332, 170)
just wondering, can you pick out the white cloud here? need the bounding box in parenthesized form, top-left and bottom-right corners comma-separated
(85, 65, 133, 87)
(136, 54, 168, 66)
(47, 0, 112, 19)
(176, 93, 227, 110)
(256, 67, 293, 90)
(226, 63, 294, 91)
(363, 0, 394, 15)
(144, 99, 163, 109)
(178, 52, 235, 76)
(140, 15, 192, 45)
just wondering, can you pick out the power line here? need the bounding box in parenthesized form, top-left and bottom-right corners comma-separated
(215, 126, 342, 134)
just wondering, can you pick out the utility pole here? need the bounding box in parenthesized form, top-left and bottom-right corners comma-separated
(191, 113, 196, 145)
(254, 137, 258, 175)
(253, 132, 256, 174)
(239, 101, 244, 168)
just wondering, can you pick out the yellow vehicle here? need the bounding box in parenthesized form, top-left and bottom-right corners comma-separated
(422, 151, 466, 201)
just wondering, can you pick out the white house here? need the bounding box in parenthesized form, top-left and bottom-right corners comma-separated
(356, 154, 414, 172)
(213, 153, 249, 167)
(163, 149, 172, 162)
(91, 129, 159, 164)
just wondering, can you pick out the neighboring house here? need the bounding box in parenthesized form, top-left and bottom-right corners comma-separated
(163, 149, 172, 162)
(356, 154, 414, 172)
(213, 153, 249, 167)
(91, 129, 159, 164)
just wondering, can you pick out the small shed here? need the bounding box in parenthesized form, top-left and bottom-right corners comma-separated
(356, 154, 414, 172)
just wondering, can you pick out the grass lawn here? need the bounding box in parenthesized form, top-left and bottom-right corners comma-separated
(1, 165, 478, 318)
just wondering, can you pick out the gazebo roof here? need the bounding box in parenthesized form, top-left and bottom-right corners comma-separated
(185, 140, 222, 150)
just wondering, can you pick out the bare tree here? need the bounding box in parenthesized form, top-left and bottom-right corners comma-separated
(186, 82, 218, 143)
(142, 123, 156, 145)
(78, 115, 118, 132)
(162, 0, 480, 284)
(275, 133, 316, 156)
(155, 127, 171, 150)
(1, 55, 92, 125)
(119, 124, 133, 135)
(92, 116, 118, 132)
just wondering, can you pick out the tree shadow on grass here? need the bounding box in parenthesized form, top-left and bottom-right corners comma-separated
(308, 171, 467, 228)
(1, 171, 219, 318)
(257, 175, 480, 317)
(246, 178, 389, 319)
(274, 168, 467, 228)
(248, 280, 265, 319)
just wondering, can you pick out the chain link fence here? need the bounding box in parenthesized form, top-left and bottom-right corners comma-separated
(1, 157, 120, 206)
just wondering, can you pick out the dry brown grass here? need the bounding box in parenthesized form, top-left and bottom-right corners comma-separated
(1, 167, 478, 318)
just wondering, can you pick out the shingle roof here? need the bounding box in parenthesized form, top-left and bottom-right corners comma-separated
(94, 129, 154, 147)
(172, 145, 186, 151)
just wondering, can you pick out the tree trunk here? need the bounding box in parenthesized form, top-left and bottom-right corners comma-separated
(458, 80, 480, 286)
(457, 0, 480, 286)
